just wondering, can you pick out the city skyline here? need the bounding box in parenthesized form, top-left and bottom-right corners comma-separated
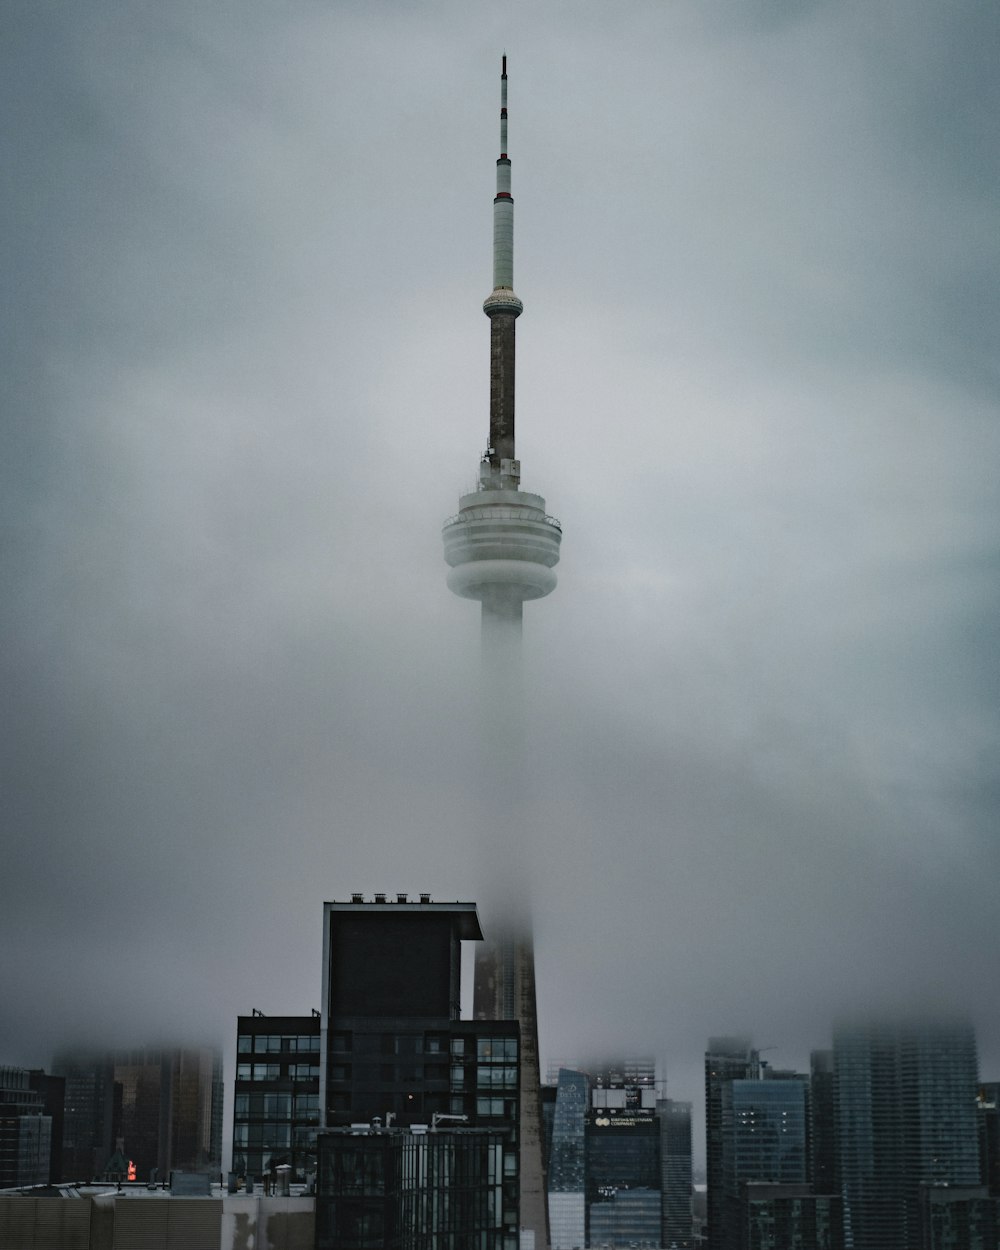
(3, 0, 998, 1180)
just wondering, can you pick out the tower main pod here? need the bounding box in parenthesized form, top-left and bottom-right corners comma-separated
(442, 59, 557, 1250)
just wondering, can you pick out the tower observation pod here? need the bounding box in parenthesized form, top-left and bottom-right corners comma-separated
(442, 56, 562, 647)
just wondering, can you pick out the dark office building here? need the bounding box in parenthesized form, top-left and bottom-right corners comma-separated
(547, 1068, 588, 1249)
(834, 1018, 980, 1250)
(316, 1126, 508, 1250)
(809, 1050, 836, 1196)
(51, 1049, 119, 1182)
(741, 1183, 843, 1250)
(977, 1083, 1000, 1196)
(918, 1185, 1000, 1250)
(0, 1067, 52, 1188)
(587, 1112, 661, 1247)
(314, 896, 522, 1249)
(24, 1070, 65, 1185)
(113, 1045, 222, 1180)
(705, 1037, 759, 1250)
(659, 1097, 693, 1249)
(233, 1013, 320, 1183)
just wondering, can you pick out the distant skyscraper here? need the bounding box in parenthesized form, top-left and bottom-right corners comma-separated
(51, 1048, 118, 1182)
(548, 1068, 588, 1250)
(113, 1045, 222, 1181)
(722, 1076, 808, 1245)
(0, 1066, 52, 1188)
(834, 1018, 981, 1250)
(659, 1097, 693, 1249)
(586, 1062, 661, 1250)
(978, 1082, 1000, 1196)
(442, 57, 561, 1250)
(705, 1037, 759, 1250)
(808, 1049, 837, 1197)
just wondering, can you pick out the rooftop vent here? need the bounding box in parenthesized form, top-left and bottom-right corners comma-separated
(396, 893, 407, 903)
(374, 892, 387, 904)
(419, 893, 431, 903)
(351, 892, 364, 903)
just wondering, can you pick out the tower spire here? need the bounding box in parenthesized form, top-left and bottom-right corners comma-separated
(484, 55, 522, 476)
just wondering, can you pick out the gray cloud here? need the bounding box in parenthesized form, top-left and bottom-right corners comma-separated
(2, 0, 997, 1164)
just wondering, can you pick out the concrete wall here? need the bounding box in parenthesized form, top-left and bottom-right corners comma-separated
(0, 1193, 315, 1250)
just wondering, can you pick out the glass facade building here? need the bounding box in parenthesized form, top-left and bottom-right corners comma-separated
(834, 1019, 981, 1250)
(588, 1188, 661, 1248)
(742, 1183, 843, 1250)
(547, 1068, 588, 1249)
(0, 1067, 52, 1188)
(722, 1079, 807, 1192)
(705, 1038, 759, 1250)
(232, 1014, 321, 1183)
(659, 1097, 693, 1249)
(919, 1185, 1000, 1250)
(51, 1049, 118, 1183)
(316, 1127, 507, 1250)
(112, 1045, 223, 1181)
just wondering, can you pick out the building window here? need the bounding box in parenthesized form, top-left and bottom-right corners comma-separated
(237, 1036, 252, 1054)
(477, 1037, 518, 1063)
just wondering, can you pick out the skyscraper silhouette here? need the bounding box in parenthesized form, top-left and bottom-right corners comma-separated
(833, 1018, 980, 1250)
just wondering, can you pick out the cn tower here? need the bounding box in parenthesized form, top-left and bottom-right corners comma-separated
(442, 55, 562, 655)
(442, 58, 557, 1250)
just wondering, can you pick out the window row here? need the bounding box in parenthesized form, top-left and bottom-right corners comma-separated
(234, 1093, 319, 1120)
(327, 1033, 511, 1058)
(237, 1034, 320, 1054)
(236, 1063, 319, 1081)
(476, 1097, 517, 1119)
(476, 1066, 518, 1090)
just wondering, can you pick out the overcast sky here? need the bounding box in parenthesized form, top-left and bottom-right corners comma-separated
(3, 0, 998, 1165)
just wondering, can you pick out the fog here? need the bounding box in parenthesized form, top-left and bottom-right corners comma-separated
(3, 1, 998, 1166)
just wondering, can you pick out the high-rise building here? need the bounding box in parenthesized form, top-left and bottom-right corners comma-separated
(705, 1038, 759, 1250)
(24, 1069, 65, 1185)
(50, 1048, 118, 1182)
(977, 1082, 1000, 1196)
(808, 1050, 836, 1197)
(232, 1012, 320, 1182)
(659, 1098, 693, 1249)
(113, 1045, 223, 1181)
(741, 1183, 844, 1250)
(313, 896, 523, 1248)
(316, 1124, 511, 1250)
(0, 1066, 52, 1189)
(442, 57, 561, 1250)
(586, 1061, 661, 1248)
(546, 1068, 588, 1250)
(833, 1018, 981, 1250)
(918, 1184, 1000, 1250)
(721, 1076, 809, 1250)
